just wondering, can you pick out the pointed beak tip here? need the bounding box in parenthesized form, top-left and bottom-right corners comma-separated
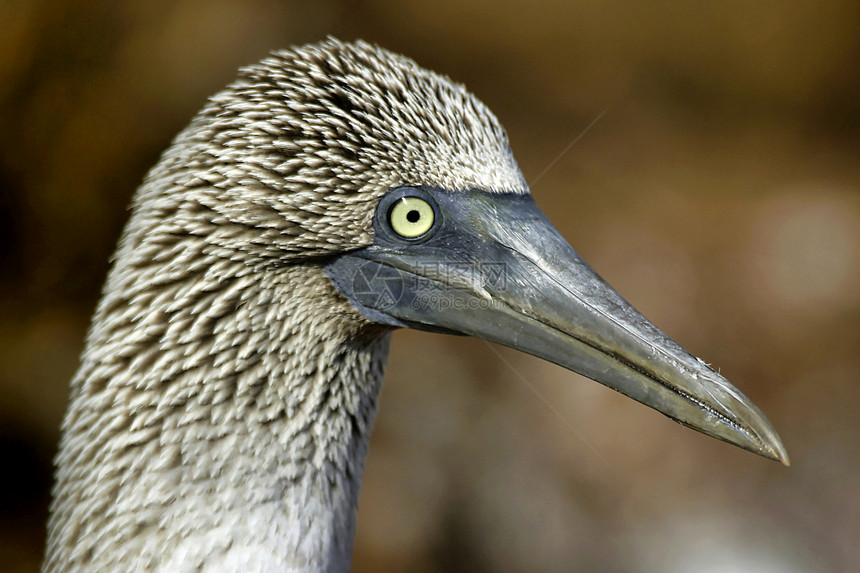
(755, 429, 789, 466)
(773, 443, 791, 467)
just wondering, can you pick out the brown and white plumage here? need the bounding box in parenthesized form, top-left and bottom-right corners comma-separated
(46, 38, 523, 571)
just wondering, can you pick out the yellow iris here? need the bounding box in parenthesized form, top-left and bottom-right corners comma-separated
(389, 196, 434, 238)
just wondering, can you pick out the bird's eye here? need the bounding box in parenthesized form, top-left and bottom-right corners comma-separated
(389, 196, 435, 239)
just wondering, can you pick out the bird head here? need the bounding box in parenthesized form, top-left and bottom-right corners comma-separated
(133, 38, 787, 464)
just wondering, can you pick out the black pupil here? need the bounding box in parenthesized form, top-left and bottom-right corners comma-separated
(406, 209, 421, 223)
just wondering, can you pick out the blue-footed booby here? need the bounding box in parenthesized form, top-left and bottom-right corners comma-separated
(44, 38, 787, 572)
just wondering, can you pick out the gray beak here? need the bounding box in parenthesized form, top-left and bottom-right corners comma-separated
(325, 187, 789, 465)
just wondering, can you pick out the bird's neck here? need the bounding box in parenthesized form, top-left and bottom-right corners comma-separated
(46, 257, 391, 572)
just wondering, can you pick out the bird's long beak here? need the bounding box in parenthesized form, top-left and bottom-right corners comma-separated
(325, 188, 789, 464)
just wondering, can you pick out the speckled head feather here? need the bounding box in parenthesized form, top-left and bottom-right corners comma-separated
(135, 38, 526, 264)
(46, 38, 527, 572)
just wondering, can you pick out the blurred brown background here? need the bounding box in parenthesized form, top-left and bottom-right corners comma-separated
(2, 1, 859, 571)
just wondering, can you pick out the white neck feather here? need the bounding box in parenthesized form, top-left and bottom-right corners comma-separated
(45, 257, 391, 572)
